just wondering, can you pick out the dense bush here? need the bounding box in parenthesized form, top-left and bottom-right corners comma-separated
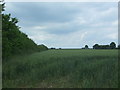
(37, 44, 48, 52)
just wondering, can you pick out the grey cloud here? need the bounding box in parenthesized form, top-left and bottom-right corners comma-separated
(5, 2, 81, 25)
(4, 2, 118, 47)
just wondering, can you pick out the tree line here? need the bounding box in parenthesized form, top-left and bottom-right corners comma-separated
(83, 42, 119, 49)
(93, 42, 116, 49)
(1, 3, 48, 61)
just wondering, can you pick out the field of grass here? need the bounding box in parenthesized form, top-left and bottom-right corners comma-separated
(3, 49, 118, 88)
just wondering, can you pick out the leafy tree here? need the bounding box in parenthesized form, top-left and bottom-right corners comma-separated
(2, 3, 48, 61)
(93, 44, 99, 49)
(85, 45, 88, 49)
(110, 42, 116, 49)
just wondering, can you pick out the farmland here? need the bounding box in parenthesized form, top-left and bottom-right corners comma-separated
(3, 49, 118, 88)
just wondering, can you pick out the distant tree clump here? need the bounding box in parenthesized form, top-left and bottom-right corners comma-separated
(93, 42, 116, 49)
(85, 45, 89, 49)
(93, 44, 99, 49)
(110, 42, 116, 49)
(51, 48, 56, 49)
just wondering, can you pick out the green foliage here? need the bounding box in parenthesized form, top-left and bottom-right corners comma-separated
(93, 44, 99, 49)
(2, 3, 48, 61)
(3, 50, 118, 88)
(85, 45, 88, 49)
(37, 44, 48, 52)
(110, 42, 116, 49)
(93, 42, 116, 49)
(2, 13, 38, 60)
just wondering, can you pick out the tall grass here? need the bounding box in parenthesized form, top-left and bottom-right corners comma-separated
(3, 49, 118, 88)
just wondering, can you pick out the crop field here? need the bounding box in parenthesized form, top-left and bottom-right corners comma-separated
(3, 49, 118, 88)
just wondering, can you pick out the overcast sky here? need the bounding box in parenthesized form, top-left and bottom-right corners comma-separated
(5, 2, 118, 48)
